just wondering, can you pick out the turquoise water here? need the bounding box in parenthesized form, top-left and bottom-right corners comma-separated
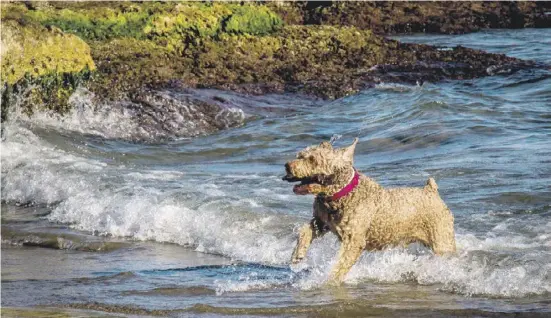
(2, 29, 551, 316)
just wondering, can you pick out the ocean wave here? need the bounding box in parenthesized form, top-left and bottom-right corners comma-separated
(7, 87, 246, 142)
(216, 233, 551, 298)
(2, 122, 551, 299)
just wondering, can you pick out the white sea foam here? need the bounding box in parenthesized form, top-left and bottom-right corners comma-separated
(9, 87, 246, 141)
(12, 88, 143, 140)
(49, 191, 296, 263)
(2, 123, 295, 264)
(374, 82, 424, 92)
(214, 231, 551, 297)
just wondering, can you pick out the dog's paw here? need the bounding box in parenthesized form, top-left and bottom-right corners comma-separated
(326, 272, 346, 286)
(291, 257, 303, 264)
(324, 278, 343, 287)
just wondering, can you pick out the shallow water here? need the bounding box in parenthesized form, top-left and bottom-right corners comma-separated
(2, 29, 551, 316)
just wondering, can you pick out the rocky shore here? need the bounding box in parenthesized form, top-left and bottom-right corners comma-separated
(278, 1, 551, 34)
(1, 1, 549, 123)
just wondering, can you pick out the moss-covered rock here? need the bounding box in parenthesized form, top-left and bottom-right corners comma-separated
(266, 1, 306, 25)
(190, 25, 386, 98)
(1, 6, 95, 120)
(26, 7, 149, 41)
(20, 1, 172, 41)
(143, 2, 232, 54)
(224, 5, 283, 35)
(144, 2, 283, 54)
(88, 37, 188, 100)
(1, 20, 95, 85)
(0, 1, 543, 123)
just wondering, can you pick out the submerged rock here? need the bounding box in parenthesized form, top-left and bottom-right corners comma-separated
(126, 89, 246, 140)
(30, 87, 248, 142)
(1, 226, 129, 252)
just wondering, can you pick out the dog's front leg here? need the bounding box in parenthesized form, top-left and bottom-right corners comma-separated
(327, 233, 366, 284)
(291, 218, 325, 264)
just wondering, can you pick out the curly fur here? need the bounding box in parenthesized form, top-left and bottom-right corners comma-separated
(284, 139, 456, 284)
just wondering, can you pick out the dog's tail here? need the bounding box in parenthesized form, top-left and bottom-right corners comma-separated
(425, 177, 438, 193)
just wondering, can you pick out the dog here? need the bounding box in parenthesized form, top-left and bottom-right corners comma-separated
(283, 138, 456, 283)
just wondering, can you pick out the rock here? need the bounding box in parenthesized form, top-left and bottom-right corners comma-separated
(0, 1, 547, 127)
(1, 226, 129, 252)
(185, 25, 537, 99)
(1, 4, 95, 120)
(0, 18, 95, 85)
(300, 1, 551, 34)
(125, 89, 246, 140)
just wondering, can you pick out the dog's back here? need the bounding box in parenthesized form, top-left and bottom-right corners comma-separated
(350, 176, 456, 254)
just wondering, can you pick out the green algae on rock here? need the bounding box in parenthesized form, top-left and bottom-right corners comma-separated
(0, 1, 545, 122)
(143, 2, 233, 54)
(224, 5, 283, 35)
(87, 37, 180, 100)
(26, 7, 150, 41)
(191, 25, 387, 98)
(1, 12, 95, 120)
(0, 1, 287, 104)
(20, 1, 173, 41)
(144, 2, 283, 54)
(1, 20, 95, 86)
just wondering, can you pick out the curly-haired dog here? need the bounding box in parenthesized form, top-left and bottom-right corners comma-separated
(283, 138, 456, 283)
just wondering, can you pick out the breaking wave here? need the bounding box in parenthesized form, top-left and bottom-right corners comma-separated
(7, 87, 246, 142)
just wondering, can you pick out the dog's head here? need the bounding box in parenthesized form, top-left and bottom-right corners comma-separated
(283, 138, 358, 195)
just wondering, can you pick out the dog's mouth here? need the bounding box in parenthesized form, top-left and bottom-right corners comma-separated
(282, 174, 332, 195)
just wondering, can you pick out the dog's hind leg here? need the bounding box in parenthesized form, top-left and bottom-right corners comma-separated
(431, 232, 456, 255)
(428, 213, 457, 255)
(291, 218, 326, 264)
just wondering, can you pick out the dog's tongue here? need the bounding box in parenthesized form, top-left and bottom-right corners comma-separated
(293, 184, 310, 195)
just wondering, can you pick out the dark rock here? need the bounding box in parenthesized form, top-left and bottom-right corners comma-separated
(300, 1, 551, 35)
(1, 1, 548, 132)
(126, 89, 246, 140)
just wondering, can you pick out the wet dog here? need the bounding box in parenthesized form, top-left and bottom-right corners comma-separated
(283, 139, 456, 283)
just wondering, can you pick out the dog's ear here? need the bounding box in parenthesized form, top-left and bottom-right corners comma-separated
(319, 141, 333, 149)
(340, 138, 358, 162)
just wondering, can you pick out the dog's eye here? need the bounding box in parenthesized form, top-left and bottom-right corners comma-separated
(308, 156, 316, 163)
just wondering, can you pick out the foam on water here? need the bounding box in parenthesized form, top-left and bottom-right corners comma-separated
(2, 122, 296, 264)
(11, 87, 246, 141)
(2, 119, 551, 298)
(215, 233, 551, 298)
(3, 48, 551, 303)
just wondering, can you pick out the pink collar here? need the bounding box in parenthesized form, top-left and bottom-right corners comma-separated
(330, 168, 360, 201)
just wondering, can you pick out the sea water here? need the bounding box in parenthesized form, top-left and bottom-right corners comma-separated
(2, 29, 550, 316)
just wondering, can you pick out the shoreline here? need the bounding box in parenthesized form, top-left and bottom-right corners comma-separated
(1, 1, 549, 122)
